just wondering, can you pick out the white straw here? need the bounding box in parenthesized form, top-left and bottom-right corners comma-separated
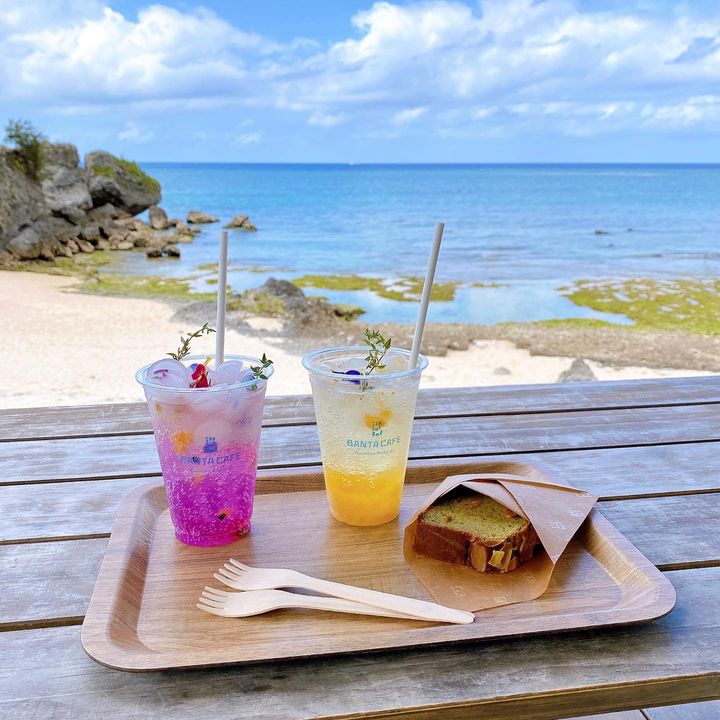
(215, 230, 229, 367)
(408, 222, 445, 370)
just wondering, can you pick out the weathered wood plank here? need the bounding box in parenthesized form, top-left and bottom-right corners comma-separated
(3, 376, 720, 442)
(3, 403, 720, 484)
(644, 701, 720, 718)
(594, 494, 720, 571)
(568, 714, 645, 720)
(2, 493, 716, 629)
(0, 568, 716, 720)
(0, 538, 105, 630)
(3, 441, 720, 543)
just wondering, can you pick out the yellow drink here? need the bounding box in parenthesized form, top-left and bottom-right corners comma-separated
(303, 346, 427, 526)
(323, 465, 406, 526)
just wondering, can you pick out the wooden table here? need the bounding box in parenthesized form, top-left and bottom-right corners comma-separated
(1, 377, 719, 720)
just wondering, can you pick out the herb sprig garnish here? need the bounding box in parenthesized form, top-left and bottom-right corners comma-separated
(359, 328, 391, 391)
(167, 323, 216, 361)
(363, 328, 391, 376)
(250, 353, 274, 381)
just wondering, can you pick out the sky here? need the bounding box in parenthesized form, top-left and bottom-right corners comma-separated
(1, 0, 720, 162)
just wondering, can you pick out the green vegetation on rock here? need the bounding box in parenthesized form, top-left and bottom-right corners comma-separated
(195, 262, 273, 274)
(77, 274, 216, 301)
(562, 278, 720, 334)
(11, 252, 112, 276)
(333, 303, 366, 321)
(293, 274, 458, 302)
(227, 291, 286, 316)
(4, 118, 45, 178)
(471, 281, 509, 288)
(530, 318, 615, 329)
(90, 156, 160, 194)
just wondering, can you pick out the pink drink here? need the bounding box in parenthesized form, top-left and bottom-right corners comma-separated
(136, 354, 272, 546)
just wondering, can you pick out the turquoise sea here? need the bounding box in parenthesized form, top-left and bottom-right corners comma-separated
(110, 163, 720, 325)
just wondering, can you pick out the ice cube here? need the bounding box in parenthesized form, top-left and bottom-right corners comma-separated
(146, 359, 192, 388)
(377, 354, 409, 374)
(238, 368, 257, 384)
(208, 360, 245, 386)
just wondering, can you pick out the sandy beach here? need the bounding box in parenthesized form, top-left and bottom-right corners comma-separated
(2, 270, 715, 409)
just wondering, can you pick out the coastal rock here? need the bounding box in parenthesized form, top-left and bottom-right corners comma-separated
(114, 240, 134, 251)
(172, 221, 197, 242)
(164, 244, 180, 257)
(594, 229, 609, 235)
(96, 238, 110, 251)
(80, 225, 101, 244)
(260, 277, 305, 302)
(230, 277, 358, 333)
(149, 205, 169, 230)
(75, 238, 95, 253)
(146, 244, 163, 258)
(66, 238, 80, 254)
(0, 249, 15, 268)
(187, 210, 218, 224)
(87, 203, 131, 224)
(167, 217, 181, 227)
(106, 227, 130, 243)
(85, 151, 161, 214)
(0, 149, 47, 249)
(116, 218, 147, 232)
(7, 225, 42, 259)
(558, 358, 597, 383)
(225, 214, 257, 231)
(9, 215, 80, 259)
(39, 142, 92, 224)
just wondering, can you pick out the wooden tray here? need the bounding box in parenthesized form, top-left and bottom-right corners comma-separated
(81, 482, 676, 671)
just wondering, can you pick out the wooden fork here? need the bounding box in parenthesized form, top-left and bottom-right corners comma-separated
(213, 560, 474, 624)
(198, 587, 440, 621)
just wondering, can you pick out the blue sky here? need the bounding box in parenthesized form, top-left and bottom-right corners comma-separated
(1, 0, 719, 162)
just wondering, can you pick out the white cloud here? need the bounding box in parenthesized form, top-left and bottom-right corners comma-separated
(473, 107, 498, 120)
(279, 0, 720, 135)
(2, 0, 720, 139)
(234, 132, 262, 145)
(118, 121, 154, 143)
(393, 107, 427, 124)
(308, 112, 346, 127)
(1, 3, 266, 103)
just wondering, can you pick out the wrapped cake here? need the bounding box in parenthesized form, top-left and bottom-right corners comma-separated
(413, 489, 541, 573)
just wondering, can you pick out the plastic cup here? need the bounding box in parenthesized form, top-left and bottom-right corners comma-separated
(302, 346, 428, 526)
(136, 354, 273, 546)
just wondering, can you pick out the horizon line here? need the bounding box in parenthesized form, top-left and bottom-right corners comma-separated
(135, 160, 720, 166)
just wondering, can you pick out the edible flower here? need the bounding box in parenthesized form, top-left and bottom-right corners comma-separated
(190, 361, 210, 388)
(332, 369, 362, 385)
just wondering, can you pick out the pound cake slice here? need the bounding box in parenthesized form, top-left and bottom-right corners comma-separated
(413, 489, 541, 573)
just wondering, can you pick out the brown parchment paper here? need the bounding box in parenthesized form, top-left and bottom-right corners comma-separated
(403, 460, 598, 611)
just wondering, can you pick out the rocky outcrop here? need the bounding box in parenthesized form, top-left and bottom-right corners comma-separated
(85, 151, 161, 214)
(187, 210, 218, 224)
(39, 143, 92, 225)
(557, 358, 597, 383)
(230, 277, 364, 331)
(225, 214, 256, 231)
(146, 235, 181, 258)
(0, 148, 47, 249)
(0, 140, 176, 263)
(148, 205, 169, 230)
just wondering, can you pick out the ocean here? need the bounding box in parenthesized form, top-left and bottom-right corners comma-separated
(109, 163, 720, 325)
